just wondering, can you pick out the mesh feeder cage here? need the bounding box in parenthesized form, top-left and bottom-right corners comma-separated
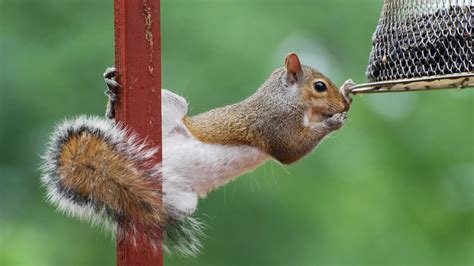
(351, 0, 473, 94)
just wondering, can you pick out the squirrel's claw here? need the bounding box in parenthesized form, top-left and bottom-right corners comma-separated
(340, 79, 355, 106)
(104, 67, 117, 79)
(105, 90, 118, 102)
(104, 67, 120, 119)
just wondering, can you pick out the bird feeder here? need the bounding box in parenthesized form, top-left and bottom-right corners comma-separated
(352, 0, 473, 94)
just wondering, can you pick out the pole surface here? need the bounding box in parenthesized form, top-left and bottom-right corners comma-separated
(113, 0, 162, 265)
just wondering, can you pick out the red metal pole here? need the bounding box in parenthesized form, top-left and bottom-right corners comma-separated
(113, 0, 162, 265)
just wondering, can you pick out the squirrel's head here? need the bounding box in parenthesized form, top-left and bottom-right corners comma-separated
(282, 53, 349, 123)
(246, 53, 351, 164)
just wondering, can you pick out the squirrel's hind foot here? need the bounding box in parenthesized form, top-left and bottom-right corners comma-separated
(104, 67, 120, 119)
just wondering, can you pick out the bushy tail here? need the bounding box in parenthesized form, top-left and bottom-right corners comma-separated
(40, 115, 204, 256)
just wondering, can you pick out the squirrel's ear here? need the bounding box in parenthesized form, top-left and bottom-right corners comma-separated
(284, 53, 302, 84)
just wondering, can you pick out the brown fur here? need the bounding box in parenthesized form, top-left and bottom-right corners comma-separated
(58, 131, 166, 227)
(184, 53, 349, 164)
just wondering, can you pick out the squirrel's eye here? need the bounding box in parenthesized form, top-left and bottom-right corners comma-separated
(313, 81, 327, 92)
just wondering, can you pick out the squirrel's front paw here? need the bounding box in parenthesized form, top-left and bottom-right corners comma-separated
(324, 112, 346, 130)
(340, 79, 355, 105)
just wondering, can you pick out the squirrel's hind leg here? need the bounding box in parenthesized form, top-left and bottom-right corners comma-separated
(163, 187, 198, 219)
(162, 180, 205, 257)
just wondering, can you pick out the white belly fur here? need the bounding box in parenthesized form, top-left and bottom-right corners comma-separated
(161, 89, 269, 216)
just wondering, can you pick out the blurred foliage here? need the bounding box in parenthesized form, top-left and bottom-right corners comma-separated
(1, 0, 473, 265)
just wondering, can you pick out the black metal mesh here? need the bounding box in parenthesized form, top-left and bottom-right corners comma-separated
(367, 0, 473, 82)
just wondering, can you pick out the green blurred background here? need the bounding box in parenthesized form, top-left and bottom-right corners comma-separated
(1, 0, 473, 265)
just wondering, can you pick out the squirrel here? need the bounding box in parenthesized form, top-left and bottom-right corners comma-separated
(40, 53, 353, 256)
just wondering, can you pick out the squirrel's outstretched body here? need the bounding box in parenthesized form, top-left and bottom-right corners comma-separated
(40, 53, 352, 256)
